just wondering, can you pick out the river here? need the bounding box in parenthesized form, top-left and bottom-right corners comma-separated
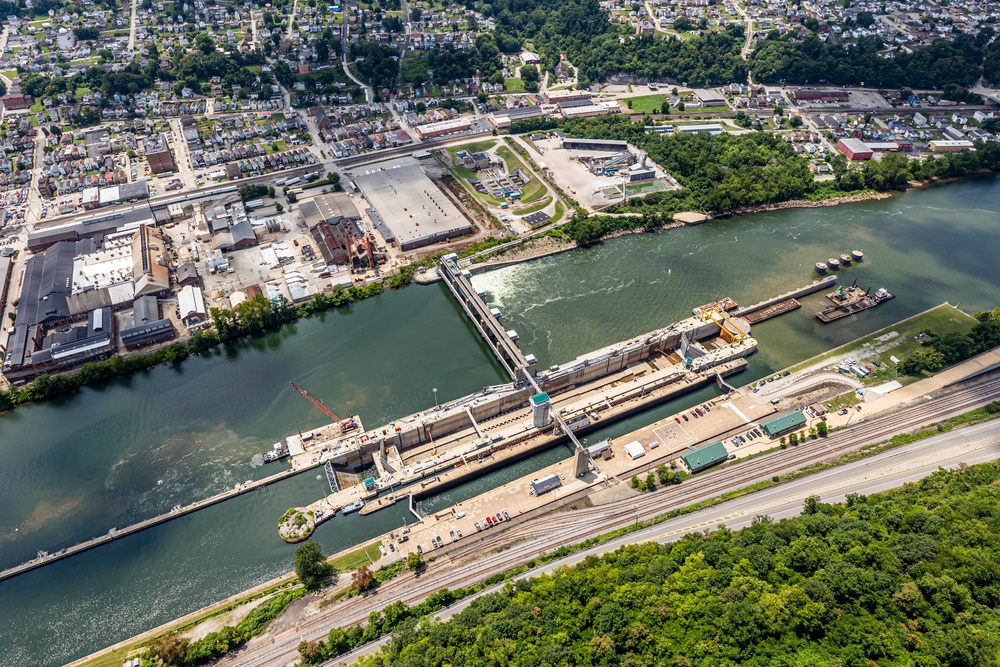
(2, 176, 999, 665)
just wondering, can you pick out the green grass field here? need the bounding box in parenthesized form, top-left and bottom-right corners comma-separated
(789, 303, 978, 383)
(447, 140, 496, 162)
(624, 94, 667, 114)
(513, 196, 551, 215)
(504, 78, 527, 93)
(551, 201, 566, 224)
(329, 542, 383, 570)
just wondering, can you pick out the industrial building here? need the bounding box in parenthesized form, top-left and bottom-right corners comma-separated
(413, 118, 472, 140)
(178, 285, 207, 323)
(64, 225, 171, 316)
(143, 134, 174, 174)
(561, 102, 622, 119)
(301, 193, 382, 269)
(623, 441, 646, 460)
(27, 208, 157, 253)
(487, 106, 543, 130)
(692, 89, 727, 106)
(681, 441, 729, 473)
(677, 124, 724, 135)
(560, 138, 628, 152)
(929, 140, 975, 153)
(789, 89, 849, 103)
(543, 89, 591, 105)
(119, 295, 176, 350)
(356, 165, 472, 251)
(523, 211, 551, 228)
(2, 239, 121, 382)
(760, 411, 807, 437)
(0, 251, 13, 314)
(837, 138, 874, 161)
(82, 181, 150, 210)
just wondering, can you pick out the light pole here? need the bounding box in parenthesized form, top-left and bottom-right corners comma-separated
(634, 505, 640, 527)
(433, 387, 438, 408)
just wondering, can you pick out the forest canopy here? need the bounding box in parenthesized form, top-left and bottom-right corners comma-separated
(361, 459, 1000, 667)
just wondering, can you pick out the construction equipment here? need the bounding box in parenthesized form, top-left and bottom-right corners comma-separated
(289, 382, 358, 433)
(701, 307, 748, 344)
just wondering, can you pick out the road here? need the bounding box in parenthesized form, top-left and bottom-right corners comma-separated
(340, 4, 373, 104)
(733, 2, 754, 63)
(127, 0, 139, 51)
(212, 375, 1000, 667)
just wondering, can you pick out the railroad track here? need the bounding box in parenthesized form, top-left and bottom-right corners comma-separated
(213, 376, 1000, 667)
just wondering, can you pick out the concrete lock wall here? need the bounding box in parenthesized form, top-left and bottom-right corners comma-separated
(382, 317, 732, 453)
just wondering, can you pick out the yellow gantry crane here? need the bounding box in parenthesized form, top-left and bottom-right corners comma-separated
(701, 307, 747, 344)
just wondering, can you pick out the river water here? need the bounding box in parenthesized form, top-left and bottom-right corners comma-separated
(3, 177, 999, 665)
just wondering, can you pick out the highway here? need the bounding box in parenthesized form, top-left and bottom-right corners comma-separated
(212, 375, 1000, 667)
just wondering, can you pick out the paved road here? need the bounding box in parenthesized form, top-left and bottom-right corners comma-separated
(325, 419, 1000, 666)
(212, 376, 1000, 667)
(127, 0, 139, 51)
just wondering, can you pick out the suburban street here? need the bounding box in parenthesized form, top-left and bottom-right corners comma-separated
(212, 375, 1000, 667)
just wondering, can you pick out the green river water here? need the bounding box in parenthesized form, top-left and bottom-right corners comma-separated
(2, 176, 999, 665)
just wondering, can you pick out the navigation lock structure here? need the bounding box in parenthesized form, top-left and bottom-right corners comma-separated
(1, 263, 858, 578)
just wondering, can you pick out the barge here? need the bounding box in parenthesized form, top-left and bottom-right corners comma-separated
(816, 287, 894, 323)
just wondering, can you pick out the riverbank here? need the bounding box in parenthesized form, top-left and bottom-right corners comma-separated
(712, 191, 895, 219)
(68, 345, 1000, 667)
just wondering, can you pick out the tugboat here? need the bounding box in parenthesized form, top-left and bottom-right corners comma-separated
(341, 499, 365, 514)
(263, 442, 289, 463)
(873, 287, 894, 302)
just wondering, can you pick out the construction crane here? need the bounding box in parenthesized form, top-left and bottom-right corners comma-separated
(289, 382, 357, 433)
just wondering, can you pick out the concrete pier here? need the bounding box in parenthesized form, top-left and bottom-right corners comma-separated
(0, 467, 304, 583)
(439, 253, 532, 380)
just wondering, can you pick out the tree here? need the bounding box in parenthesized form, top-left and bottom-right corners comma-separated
(275, 202, 284, 213)
(644, 472, 655, 491)
(407, 551, 424, 571)
(148, 634, 190, 665)
(299, 639, 322, 664)
(294, 541, 335, 591)
(816, 421, 828, 437)
(353, 565, 375, 592)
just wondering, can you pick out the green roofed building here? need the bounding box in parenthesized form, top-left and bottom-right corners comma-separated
(681, 441, 729, 473)
(761, 411, 807, 437)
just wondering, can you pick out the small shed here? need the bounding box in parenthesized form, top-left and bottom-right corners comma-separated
(623, 441, 645, 460)
(587, 439, 612, 460)
(530, 474, 562, 495)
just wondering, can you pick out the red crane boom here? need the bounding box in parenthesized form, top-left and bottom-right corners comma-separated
(289, 382, 356, 431)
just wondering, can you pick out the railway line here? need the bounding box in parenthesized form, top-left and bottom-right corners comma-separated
(212, 374, 1000, 667)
